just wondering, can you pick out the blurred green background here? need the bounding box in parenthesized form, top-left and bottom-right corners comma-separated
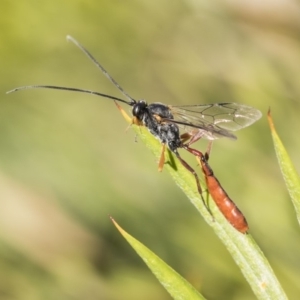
(1, 0, 300, 299)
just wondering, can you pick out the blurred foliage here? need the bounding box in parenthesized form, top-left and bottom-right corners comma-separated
(1, 0, 300, 299)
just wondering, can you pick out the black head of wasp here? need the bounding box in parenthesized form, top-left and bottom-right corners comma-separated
(7, 36, 262, 229)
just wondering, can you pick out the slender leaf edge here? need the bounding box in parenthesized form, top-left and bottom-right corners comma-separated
(111, 217, 206, 300)
(267, 109, 300, 225)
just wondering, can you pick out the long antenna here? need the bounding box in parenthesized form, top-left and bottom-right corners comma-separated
(7, 36, 137, 106)
(66, 35, 136, 105)
(7, 85, 132, 105)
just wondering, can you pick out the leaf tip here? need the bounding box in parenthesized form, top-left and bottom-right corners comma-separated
(109, 215, 118, 226)
(267, 107, 275, 132)
(110, 216, 127, 237)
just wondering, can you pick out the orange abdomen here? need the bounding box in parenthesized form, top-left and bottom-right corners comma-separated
(200, 156, 249, 234)
(205, 175, 248, 233)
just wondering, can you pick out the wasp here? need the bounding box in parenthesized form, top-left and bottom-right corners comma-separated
(7, 36, 261, 232)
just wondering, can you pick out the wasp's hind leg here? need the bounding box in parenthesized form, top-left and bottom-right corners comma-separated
(183, 146, 215, 219)
(173, 149, 213, 217)
(194, 154, 214, 220)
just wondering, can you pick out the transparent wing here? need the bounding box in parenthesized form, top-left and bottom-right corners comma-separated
(166, 103, 262, 140)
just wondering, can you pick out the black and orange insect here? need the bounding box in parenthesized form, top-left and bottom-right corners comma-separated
(7, 36, 261, 231)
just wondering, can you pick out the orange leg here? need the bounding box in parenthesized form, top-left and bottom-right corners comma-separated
(158, 144, 166, 172)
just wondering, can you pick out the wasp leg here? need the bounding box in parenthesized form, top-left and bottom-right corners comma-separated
(181, 131, 206, 146)
(205, 185, 214, 220)
(183, 146, 214, 218)
(205, 141, 213, 158)
(194, 154, 214, 221)
(185, 131, 205, 146)
(173, 149, 211, 214)
(180, 132, 192, 144)
(158, 144, 166, 172)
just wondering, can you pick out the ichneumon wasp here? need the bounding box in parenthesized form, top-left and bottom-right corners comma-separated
(7, 36, 261, 232)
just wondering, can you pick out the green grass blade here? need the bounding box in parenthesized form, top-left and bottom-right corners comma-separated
(130, 124, 288, 300)
(268, 110, 300, 224)
(111, 218, 206, 300)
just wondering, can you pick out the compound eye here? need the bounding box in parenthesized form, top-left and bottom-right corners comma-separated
(132, 105, 140, 117)
(133, 101, 147, 119)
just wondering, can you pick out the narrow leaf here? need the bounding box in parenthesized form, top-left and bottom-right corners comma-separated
(268, 109, 300, 224)
(111, 217, 206, 300)
(129, 123, 288, 300)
